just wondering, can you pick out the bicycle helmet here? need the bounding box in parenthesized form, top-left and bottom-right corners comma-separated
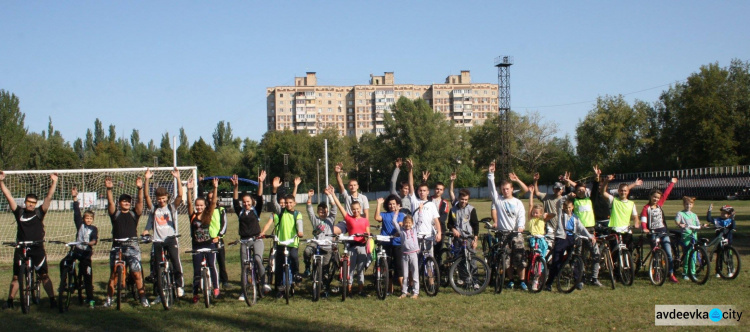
(720, 205, 734, 214)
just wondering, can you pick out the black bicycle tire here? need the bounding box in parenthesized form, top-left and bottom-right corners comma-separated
(376, 257, 388, 300)
(76, 267, 84, 305)
(632, 241, 643, 275)
(556, 256, 576, 293)
(601, 246, 616, 290)
(718, 246, 741, 280)
(690, 246, 710, 285)
(115, 265, 123, 310)
(529, 255, 547, 294)
(156, 266, 169, 310)
(247, 263, 257, 306)
(649, 248, 667, 286)
(311, 258, 322, 302)
(448, 256, 489, 296)
(58, 267, 68, 313)
(66, 267, 76, 311)
(422, 256, 439, 296)
(202, 268, 211, 308)
(341, 259, 349, 302)
(438, 248, 452, 288)
(494, 251, 505, 294)
(284, 264, 291, 305)
(19, 264, 29, 314)
(31, 271, 40, 305)
(620, 250, 634, 286)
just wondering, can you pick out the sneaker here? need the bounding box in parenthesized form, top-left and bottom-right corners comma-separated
(293, 274, 303, 283)
(213, 288, 220, 298)
(103, 298, 113, 308)
(591, 279, 603, 287)
(575, 282, 584, 290)
(321, 291, 329, 299)
(140, 297, 150, 307)
(276, 292, 284, 299)
(506, 281, 514, 289)
(520, 282, 528, 291)
(262, 284, 272, 294)
(727, 272, 734, 278)
(399, 294, 407, 299)
(302, 268, 311, 278)
(411, 294, 418, 299)
(683, 275, 689, 280)
(88, 300, 95, 309)
(669, 275, 679, 283)
(50, 298, 57, 309)
(192, 295, 199, 304)
(152, 296, 162, 304)
(3, 298, 13, 310)
(177, 287, 185, 297)
(543, 284, 552, 292)
(238, 293, 246, 301)
(716, 273, 721, 278)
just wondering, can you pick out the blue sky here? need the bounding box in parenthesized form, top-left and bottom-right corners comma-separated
(1, 1, 748, 148)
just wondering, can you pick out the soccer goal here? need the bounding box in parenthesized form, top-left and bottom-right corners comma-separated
(0, 166, 197, 262)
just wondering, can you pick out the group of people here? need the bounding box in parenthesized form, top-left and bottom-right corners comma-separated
(0, 159, 739, 310)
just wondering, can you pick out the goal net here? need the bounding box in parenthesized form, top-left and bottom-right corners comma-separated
(0, 167, 197, 262)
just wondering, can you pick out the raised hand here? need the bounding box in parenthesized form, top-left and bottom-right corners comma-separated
(395, 158, 403, 169)
(50, 173, 58, 182)
(145, 168, 154, 180)
(593, 165, 601, 177)
(488, 162, 496, 173)
(105, 177, 113, 189)
(606, 174, 615, 182)
(508, 172, 520, 182)
(634, 178, 643, 186)
(187, 177, 195, 189)
(272, 177, 281, 189)
(212, 177, 219, 188)
(324, 185, 335, 196)
(405, 158, 413, 170)
(170, 167, 179, 179)
(563, 171, 571, 182)
(533, 172, 540, 182)
(231, 174, 239, 187)
(450, 172, 456, 182)
(136, 177, 143, 189)
(528, 186, 535, 195)
(334, 162, 343, 174)
(258, 170, 267, 183)
(71, 187, 78, 197)
(294, 177, 302, 186)
(376, 197, 384, 204)
(0, 171, 5, 181)
(671, 177, 678, 184)
(422, 171, 430, 183)
(709, 203, 713, 211)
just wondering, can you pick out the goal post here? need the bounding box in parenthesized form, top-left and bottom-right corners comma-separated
(0, 166, 198, 262)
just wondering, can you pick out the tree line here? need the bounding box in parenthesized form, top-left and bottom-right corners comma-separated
(1, 59, 748, 192)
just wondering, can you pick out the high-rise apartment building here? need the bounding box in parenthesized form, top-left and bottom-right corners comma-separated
(266, 71, 498, 138)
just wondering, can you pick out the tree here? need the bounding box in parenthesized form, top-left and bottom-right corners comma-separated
(93, 118, 105, 146)
(108, 124, 117, 143)
(159, 131, 172, 166)
(512, 111, 559, 174)
(213, 121, 236, 149)
(176, 127, 194, 166)
(190, 137, 218, 176)
(0, 90, 28, 169)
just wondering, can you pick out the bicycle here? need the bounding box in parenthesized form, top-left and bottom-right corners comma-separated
(524, 234, 548, 293)
(3, 240, 44, 314)
(228, 237, 266, 306)
(682, 235, 711, 285)
(273, 235, 299, 305)
(479, 220, 505, 293)
(608, 229, 635, 286)
(49, 240, 87, 312)
(595, 234, 617, 290)
(148, 235, 181, 310)
(417, 233, 440, 296)
(101, 237, 145, 310)
(371, 233, 395, 300)
(186, 247, 220, 308)
(446, 234, 490, 296)
(554, 235, 588, 293)
(706, 227, 740, 280)
(304, 237, 334, 302)
(332, 234, 358, 302)
(631, 232, 670, 286)
(487, 226, 520, 294)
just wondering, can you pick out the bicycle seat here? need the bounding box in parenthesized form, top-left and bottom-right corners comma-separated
(375, 235, 393, 243)
(307, 239, 333, 246)
(338, 235, 355, 242)
(192, 248, 215, 253)
(278, 239, 296, 246)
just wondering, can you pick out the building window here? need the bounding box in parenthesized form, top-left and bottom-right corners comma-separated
(348, 101, 353, 105)
(280, 94, 284, 98)
(328, 108, 332, 112)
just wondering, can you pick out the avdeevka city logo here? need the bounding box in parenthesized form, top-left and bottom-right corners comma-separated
(710, 308, 723, 322)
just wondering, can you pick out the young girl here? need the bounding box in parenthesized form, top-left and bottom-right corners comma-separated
(640, 178, 678, 283)
(187, 177, 220, 303)
(528, 187, 555, 259)
(675, 196, 700, 280)
(328, 185, 370, 297)
(390, 214, 419, 299)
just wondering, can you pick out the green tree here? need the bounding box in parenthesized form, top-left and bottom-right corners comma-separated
(93, 118, 105, 146)
(191, 137, 218, 176)
(159, 132, 173, 166)
(177, 127, 194, 166)
(0, 90, 28, 169)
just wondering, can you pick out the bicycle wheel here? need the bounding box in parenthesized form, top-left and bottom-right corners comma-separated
(648, 248, 667, 286)
(422, 256, 439, 296)
(528, 255, 548, 294)
(632, 242, 643, 275)
(718, 246, 740, 280)
(449, 256, 489, 296)
(376, 257, 388, 300)
(31, 272, 40, 305)
(202, 268, 211, 308)
(689, 247, 710, 285)
(58, 267, 69, 313)
(18, 265, 29, 314)
(242, 263, 256, 306)
(76, 269, 84, 305)
(65, 267, 76, 311)
(494, 252, 506, 294)
(481, 235, 491, 258)
(158, 267, 171, 310)
(438, 248, 452, 287)
(311, 259, 322, 302)
(113, 266, 123, 310)
(601, 247, 616, 290)
(619, 250, 634, 286)
(341, 259, 349, 302)
(284, 265, 291, 305)
(670, 240, 683, 271)
(556, 257, 578, 293)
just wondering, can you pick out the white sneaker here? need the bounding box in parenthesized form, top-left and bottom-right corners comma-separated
(177, 287, 185, 297)
(140, 297, 150, 307)
(262, 284, 272, 293)
(238, 294, 245, 301)
(152, 296, 162, 304)
(727, 272, 734, 278)
(716, 273, 721, 278)
(103, 297, 113, 308)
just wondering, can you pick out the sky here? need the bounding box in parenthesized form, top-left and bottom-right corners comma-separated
(1, 1, 749, 148)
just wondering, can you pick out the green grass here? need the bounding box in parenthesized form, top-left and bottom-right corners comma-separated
(1, 199, 748, 331)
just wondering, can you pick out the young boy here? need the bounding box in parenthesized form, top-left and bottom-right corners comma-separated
(390, 158, 412, 215)
(335, 163, 370, 218)
(567, 181, 603, 287)
(328, 185, 370, 296)
(302, 189, 337, 297)
(406, 159, 442, 257)
(487, 162, 527, 290)
(141, 168, 185, 303)
(231, 172, 270, 300)
(705, 204, 736, 278)
(675, 196, 700, 280)
(640, 178, 678, 283)
(389, 215, 419, 299)
(422, 170, 451, 267)
(105, 175, 148, 307)
(262, 177, 304, 298)
(545, 200, 596, 291)
(61, 186, 98, 307)
(0, 171, 58, 309)
(447, 189, 480, 289)
(601, 174, 638, 249)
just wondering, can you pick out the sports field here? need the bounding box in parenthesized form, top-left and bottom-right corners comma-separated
(0, 199, 747, 331)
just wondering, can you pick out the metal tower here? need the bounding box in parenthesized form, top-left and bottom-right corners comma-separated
(495, 55, 513, 177)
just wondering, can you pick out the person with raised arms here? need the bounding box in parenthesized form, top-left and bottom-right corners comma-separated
(231, 171, 271, 300)
(374, 194, 405, 295)
(327, 185, 370, 297)
(187, 178, 220, 303)
(390, 158, 413, 216)
(335, 163, 370, 219)
(406, 159, 442, 257)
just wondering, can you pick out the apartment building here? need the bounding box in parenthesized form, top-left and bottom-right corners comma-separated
(266, 71, 498, 138)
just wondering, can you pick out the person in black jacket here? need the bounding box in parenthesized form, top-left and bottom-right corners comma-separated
(231, 172, 271, 300)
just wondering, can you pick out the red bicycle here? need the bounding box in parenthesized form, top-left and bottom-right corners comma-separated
(524, 234, 548, 293)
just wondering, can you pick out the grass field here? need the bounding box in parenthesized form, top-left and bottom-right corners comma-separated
(1, 198, 748, 331)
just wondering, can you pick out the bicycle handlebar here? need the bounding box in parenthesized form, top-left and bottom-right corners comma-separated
(3, 240, 45, 247)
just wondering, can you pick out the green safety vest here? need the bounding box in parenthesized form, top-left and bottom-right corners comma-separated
(574, 198, 595, 228)
(274, 210, 301, 248)
(609, 199, 634, 228)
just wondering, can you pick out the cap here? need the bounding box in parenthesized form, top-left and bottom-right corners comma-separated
(118, 194, 132, 203)
(553, 182, 565, 189)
